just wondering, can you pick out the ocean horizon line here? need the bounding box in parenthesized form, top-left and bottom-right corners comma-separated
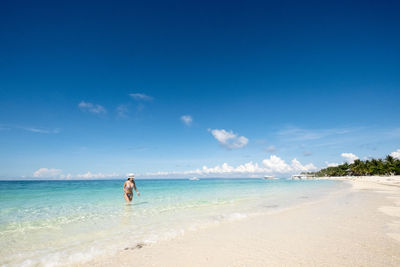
(0, 176, 292, 181)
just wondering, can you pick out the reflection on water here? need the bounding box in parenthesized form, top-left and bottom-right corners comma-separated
(121, 204, 133, 225)
(131, 201, 149, 206)
(121, 202, 150, 225)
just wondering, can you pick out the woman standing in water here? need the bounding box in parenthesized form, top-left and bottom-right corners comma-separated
(123, 173, 140, 203)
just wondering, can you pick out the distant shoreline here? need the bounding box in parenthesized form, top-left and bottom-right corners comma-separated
(318, 175, 400, 187)
(306, 155, 400, 177)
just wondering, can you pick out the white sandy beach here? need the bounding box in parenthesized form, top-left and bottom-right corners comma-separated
(81, 176, 400, 267)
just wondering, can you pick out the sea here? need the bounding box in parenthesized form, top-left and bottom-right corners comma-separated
(0, 178, 347, 266)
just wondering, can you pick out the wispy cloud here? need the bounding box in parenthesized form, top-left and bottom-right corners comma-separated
(180, 115, 193, 126)
(21, 127, 60, 134)
(359, 143, 378, 151)
(277, 126, 352, 142)
(0, 125, 11, 131)
(129, 93, 153, 101)
(78, 101, 107, 114)
(116, 104, 129, 118)
(265, 145, 276, 153)
(209, 129, 249, 149)
(1, 125, 60, 134)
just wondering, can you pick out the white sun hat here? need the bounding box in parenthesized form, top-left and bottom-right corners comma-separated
(128, 173, 135, 178)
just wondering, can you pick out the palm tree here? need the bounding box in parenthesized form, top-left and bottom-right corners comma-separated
(350, 159, 364, 176)
(364, 160, 371, 175)
(385, 155, 395, 175)
(394, 158, 400, 175)
(377, 159, 385, 175)
(370, 159, 380, 175)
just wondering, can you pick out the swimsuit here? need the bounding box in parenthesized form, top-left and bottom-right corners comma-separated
(126, 182, 134, 198)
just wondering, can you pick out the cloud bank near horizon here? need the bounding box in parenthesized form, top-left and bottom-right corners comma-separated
(143, 155, 316, 178)
(23, 148, 399, 180)
(31, 168, 120, 180)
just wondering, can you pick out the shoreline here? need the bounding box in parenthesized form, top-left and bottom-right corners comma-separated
(83, 177, 400, 266)
(317, 175, 400, 183)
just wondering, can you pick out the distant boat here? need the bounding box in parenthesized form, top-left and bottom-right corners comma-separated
(263, 175, 276, 179)
(189, 177, 200, 181)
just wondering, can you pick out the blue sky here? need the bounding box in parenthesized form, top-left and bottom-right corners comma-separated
(0, 0, 399, 179)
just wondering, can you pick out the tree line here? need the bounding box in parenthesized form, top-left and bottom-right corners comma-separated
(303, 155, 400, 177)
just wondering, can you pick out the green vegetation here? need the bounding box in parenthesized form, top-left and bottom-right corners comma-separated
(303, 155, 400, 177)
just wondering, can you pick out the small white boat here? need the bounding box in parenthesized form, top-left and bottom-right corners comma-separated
(189, 176, 200, 181)
(263, 175, 275, 179)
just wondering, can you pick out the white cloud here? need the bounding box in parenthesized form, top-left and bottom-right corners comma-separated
(33, 168, 63, 178)
(291, 158, 317, 172)
(390, 149, 400, 159)
(129, 93, 153, 101)
(144, 155, 316, 178)
(325, 162, 339, 167)
(180, 115, 193, 126)
(262, 155, 292, 173)
(210, 129, 249, 149)
(261, 156, 316, 173)
(116, 104, 129, 118)
(78, 101, 107, 114)
(341, 153, 359, 163)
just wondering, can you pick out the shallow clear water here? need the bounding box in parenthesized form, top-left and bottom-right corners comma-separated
(0, 178, 346, 266)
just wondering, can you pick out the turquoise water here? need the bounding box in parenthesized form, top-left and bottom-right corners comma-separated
(0, 178, 346, 266)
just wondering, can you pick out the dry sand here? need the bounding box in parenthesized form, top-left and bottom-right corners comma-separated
(84, 177, 400, 267)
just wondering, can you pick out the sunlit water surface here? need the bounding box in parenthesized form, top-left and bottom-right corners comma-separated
(0, 178, 347, 266)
